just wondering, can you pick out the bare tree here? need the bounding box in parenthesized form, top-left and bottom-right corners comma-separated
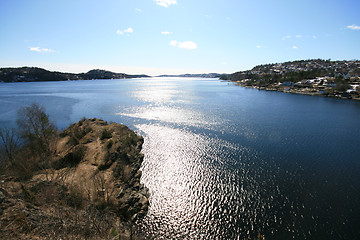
(0, 128, 19, 166)
(16, 103, 58, 179)
(17, 103, 57, 153)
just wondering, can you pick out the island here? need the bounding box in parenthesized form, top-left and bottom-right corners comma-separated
(157, 73, 224, 78)
(221, 59, 360, 100)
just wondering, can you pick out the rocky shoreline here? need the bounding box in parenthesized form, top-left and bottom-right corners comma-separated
(0, 118, 149, 239)
(235, 82, 360, 101)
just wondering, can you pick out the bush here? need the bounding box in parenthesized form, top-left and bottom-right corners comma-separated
(98, 151, 116, 171)
(100, 129, 112, 140)
(66, 186, 84, 209)
(54, 145, 86, 169)
(110, 227, 119, 237)
(124, 133, 137, 148)
(67, 127, 87, 146)
(106, 140, 113, 149)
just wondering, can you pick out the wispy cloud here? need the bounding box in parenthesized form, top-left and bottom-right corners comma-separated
(282, 35, 291, 40)
(117, 27, 133, 35)
(256, 45, 262, 49)
(29, 47, 54, 53)
(135, 8, 143, 13)
(169, 40, 197, 50)
(169, 41, 178, 47)
(346, 24, 360, 30)
(161, 31, 172, 35)
(154, 0, 177, 7)
(283, 34, 303, 40)
(292, 46, 298, 49)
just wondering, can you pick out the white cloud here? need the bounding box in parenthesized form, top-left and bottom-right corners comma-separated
(169, 40, 197, 50)
(282, 35, 291, 40)
(256, 45, 262, 49)
(347, 24, 360, 30)
(161, 31, 172, 35)
(135, 8, 143, 13)
(296, 34, 302, 38)
(154, 0, 177, 7)
(117, 27, 133, 35)
(29, 47, 54, 52)
(292, 46, 298, 49)
(178, 41, 197, 49)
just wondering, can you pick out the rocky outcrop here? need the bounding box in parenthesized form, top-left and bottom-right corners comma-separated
(56, 118, 149, 221)
(0, 118, 149, 239)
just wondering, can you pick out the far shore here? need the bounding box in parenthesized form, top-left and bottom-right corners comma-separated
(233, 81, 360, 101)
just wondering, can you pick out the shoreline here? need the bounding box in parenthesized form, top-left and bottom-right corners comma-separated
(234, 82, 360, 101)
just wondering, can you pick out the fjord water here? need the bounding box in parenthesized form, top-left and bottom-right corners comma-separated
(1, 78, 359, 239)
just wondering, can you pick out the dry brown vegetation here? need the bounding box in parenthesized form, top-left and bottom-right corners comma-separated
(0, 104, 148, 239)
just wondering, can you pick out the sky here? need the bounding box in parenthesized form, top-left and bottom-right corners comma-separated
(0, 0, 359, 76)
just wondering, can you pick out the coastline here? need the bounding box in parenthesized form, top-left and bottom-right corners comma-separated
(233, 81, 360, 101)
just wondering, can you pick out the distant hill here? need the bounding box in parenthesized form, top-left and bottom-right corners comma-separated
(157, 73, 224, 78)
(0, 67, 150, 82)
(221, 59, 360, 82)
(219, 59, 360, 100)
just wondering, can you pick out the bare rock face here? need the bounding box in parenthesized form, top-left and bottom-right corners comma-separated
(0, 118, 149, 239)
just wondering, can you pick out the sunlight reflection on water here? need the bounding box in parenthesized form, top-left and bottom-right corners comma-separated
(117, 106, 216, 128)
(134, 124, 275, 239)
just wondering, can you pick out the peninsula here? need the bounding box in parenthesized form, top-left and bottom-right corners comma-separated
(0, 111, 148, 239)
(0, 67, 149, 82)
(221, 59, 360, 100)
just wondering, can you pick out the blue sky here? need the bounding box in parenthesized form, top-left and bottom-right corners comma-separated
(0, 0, 359, 75)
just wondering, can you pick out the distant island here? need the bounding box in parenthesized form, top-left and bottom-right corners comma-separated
(0, 67, 150, 82)
(221, 59, 360, 100)
(157, 73, 224, 78)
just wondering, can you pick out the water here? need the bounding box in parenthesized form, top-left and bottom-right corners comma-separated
(0, 78, 359, 239)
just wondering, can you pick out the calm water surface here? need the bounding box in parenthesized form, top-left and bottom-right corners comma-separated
(1, 78, 359, 239)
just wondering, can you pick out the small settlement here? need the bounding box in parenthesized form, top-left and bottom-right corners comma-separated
(223, 59, 360, 100)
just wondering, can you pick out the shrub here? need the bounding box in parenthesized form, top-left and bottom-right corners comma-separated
(68, 135, 79, 146)
(106, 140, 113, 149)
(66, 186, 83, 209)
(98, 151, 114, 171)
(110, 227, 119, 237)
(85, 127, 92, 134)
(100, 129, 112, 140)
(54, 145, 86, 169)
